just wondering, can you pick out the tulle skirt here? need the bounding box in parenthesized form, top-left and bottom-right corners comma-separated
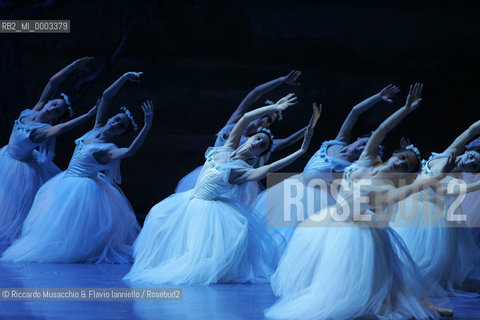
(1, 172, 140, 263)
(174, 166, 203, 193)
(254, 173, 335, 244)
(124, 190, 285, 285)
(265, 208, 446, 320)
(392, 192, 477, 293)
(460, 173, 480, 255)
(0, 146, 60, 245)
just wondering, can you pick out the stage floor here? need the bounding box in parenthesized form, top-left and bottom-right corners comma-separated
(0, 260, 479, 320)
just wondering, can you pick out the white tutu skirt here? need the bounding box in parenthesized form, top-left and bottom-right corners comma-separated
(1, 172, 140, 263)
(392, 192, 478, 292)
(174, 166, 203, 193)
(254, 173, 335, 244)
(395, 226, 477, 293)
(460, 173, 480, 259)
(124, 190, 284, 285)
(0, 146, 60, 245)
(265, 212, 446, 320)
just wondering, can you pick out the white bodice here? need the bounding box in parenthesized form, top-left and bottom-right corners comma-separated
(65, 130, 121, 183)
(6, 109, 54, 162)
(421, 152, 448, 174)
(338, 158, 392, 226)
(191, 147, 251, 201)
(303, 139, 351, 174)
(415, 152, 450, 202)
(417, 152, 462, 216)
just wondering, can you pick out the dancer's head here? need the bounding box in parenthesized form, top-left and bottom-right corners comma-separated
(40, 93, 74, 123)
(260, 112, 280, 129)
(248, 100, 281, 131)
(386, 138, 421, 173)
(101, 107, 138, 138)
(238, 128, 274, 159)
(454, 150, 480, 172)
(40, 98, 67, 122)
(248, 112, 280, 133)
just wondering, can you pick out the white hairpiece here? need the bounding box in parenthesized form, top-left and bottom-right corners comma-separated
(378, 144, 385, 158)
(59, 93, 74, 117)
(256, 127, 275, 152)
(466, 137, 480, 151)
(404, 144, 422, 163)
(120, 107, 138, 131)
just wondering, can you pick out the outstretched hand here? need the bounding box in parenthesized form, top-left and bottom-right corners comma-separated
(142, 100, 154, 126)
(406, 83, 423, 110)
(284, 70, 302, 86)
(379, 84, 400, 103)
(123, 71, 143, 83)
(275, 93, 298, 112)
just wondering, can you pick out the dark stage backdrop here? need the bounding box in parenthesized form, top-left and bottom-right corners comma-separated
(1, 0, 479, 222)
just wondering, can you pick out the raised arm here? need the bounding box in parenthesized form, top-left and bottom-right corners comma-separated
(94, 72, 143, 128)
(33, 57, 93, 111)
(440, 179, 480, 196)
(98, 100, 154, 163)
(274, 102, 322, 151)
(465, 181, 480, 193)
(444, 120, 480, 155)
(224, 93, 298, 149)
(225, 70, 301, 126)
(231, 105, 321, 184)
(360, 83, 422, 160)
(30, 100, 99, 142)
(335, 85, 400, 143)
(383, 173, 444, 204)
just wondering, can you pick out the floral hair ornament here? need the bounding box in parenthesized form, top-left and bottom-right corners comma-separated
(256, 127, 276, 152)
(59, 93, 74, 117)
(120, 107, 139, 131)
(465, 137, 480, 152)
(399, 137, 421, 164)
(265, 99, 283, 121)
(378, 144, 385, 158)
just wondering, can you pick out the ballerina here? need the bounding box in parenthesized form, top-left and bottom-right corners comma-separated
(254, 84, 400, 243)
(174, 70, 307, 196)
(0, 57, 97, 245)
(124, 93, 319, 285)
(1, 72, 149, 263)
(459, 138, 480, 252)
(392, 119, 480, 293)
(265, 83, 453, 320)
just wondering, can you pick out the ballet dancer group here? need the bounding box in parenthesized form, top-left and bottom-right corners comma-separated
(0, 57, 479, 319)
